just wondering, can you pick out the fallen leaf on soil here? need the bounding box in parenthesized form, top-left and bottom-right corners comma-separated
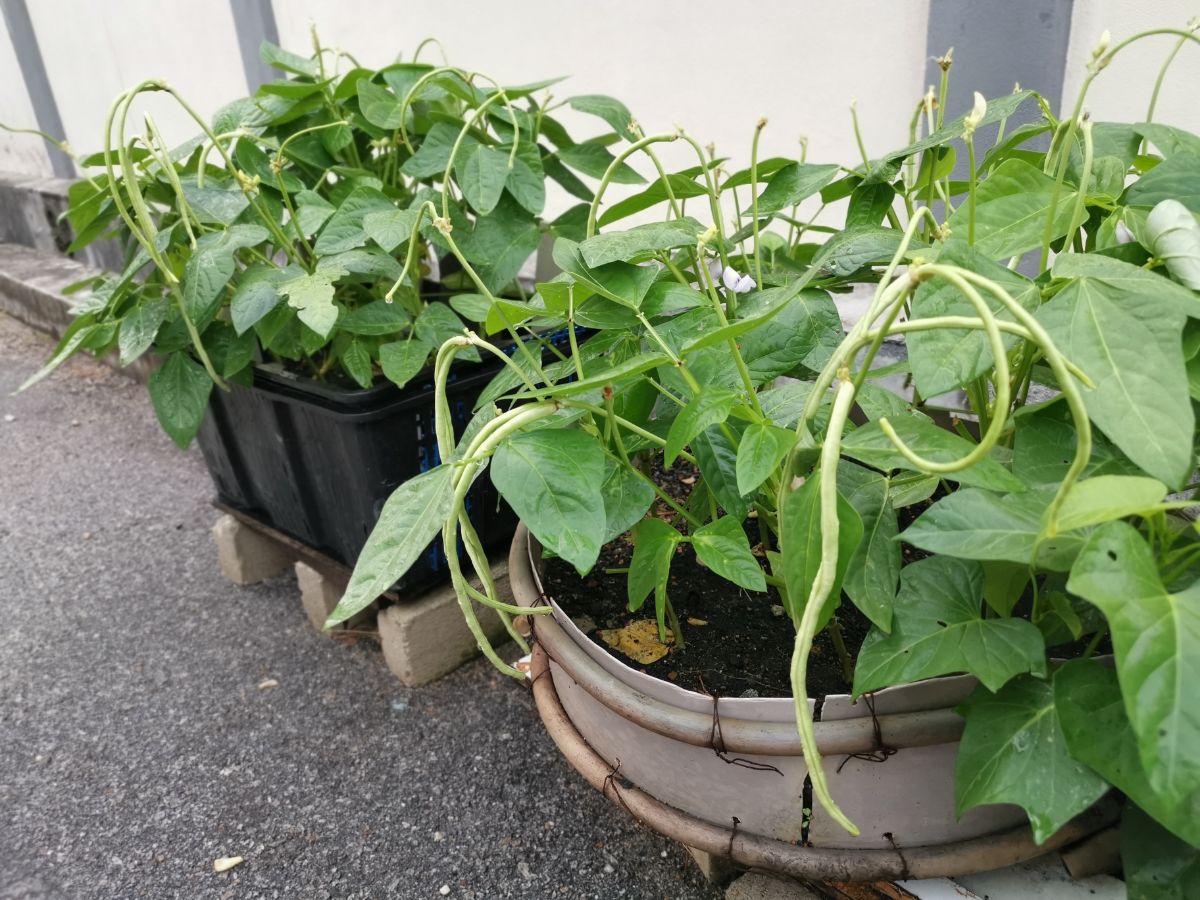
(597, 619, 673, 663)
(213, 856, 243, 873)
(257, 678, 279, 690)
(686, 617, 708, 626)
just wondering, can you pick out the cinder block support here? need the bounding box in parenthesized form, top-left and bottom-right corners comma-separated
(212, 513, 292, 585)
(295, 560, 375, 632)
(725, 871, 824, 900)
(684, 845, 742, 886)
(377, 562, 510, 686)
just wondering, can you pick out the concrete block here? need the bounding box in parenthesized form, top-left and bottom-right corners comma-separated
(0, 242, 155, 382)
(725, 871, 823, 900)
(212, 513, 292, 585)
(377, 562, 510, 686)
(684, 845, 742, 886)
(295, 560, 374, 632)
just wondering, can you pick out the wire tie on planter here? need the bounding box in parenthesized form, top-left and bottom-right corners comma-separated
(727, 816, 741, 859)
(884, 831, 911, 881)
(836, 692, 897, 773)
(601, 758, 640, 824)
(699, 675, 784, 777)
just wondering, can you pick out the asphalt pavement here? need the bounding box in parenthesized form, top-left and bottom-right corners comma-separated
(0, 311, 722, 900)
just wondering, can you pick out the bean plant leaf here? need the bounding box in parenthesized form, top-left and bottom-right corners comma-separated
(356, 79, 404, 129)
(1054, 475, 1166, 532)
(328, 464, 455, 624)
(735, 423, 796, 496)
(492, 430, 607, 574)
(907, 240, 1039, 397)
(665, 389, 737, 467)
(118, 297, 169, 365)
(1121, 803, 1200, 900)
(853, 557, 1045, 695)
(458, 144, 510, 215)
(1123, 151, 1200, 213)
(147, 351, 214, 449)
(280, 270, 340, 337)
(955, 675, 1108, 845)
(401, 122, 479, 179)
(779, 476, 863, 628)
(755, 163, 841, 216)
(183, 224, 270, 329)
(379, 339, 430, 390)
(902, 487, 1086, 572)
(230, 264, 290, 334)
(691, 517, 766, 592)
(568, 95, 634, 138)
(314, 186, 394, 255)
(691, 427, 748, 520)
(840, 415, 1025, 492)
(947, 158, 1076, 259)
(838, 462, 899, 632)
(1066, 522, 1200, 802)
(598, 174, 709, 226)
(736, 289, 842, 385)
(363, 208, 419, 252)
(464, 195, 541, 292)
(627, 518, 680, 613)
(1055, 659, 1200, 846)
(340, 299, 411, 336)
(578, 219, 702, 267)
(557, 142, 644, 183)
(1012, 399, 1144, 486)
(341, 339, 373, 389)
(1038, 254, 1193, 488)
(599, 459, 655, 544)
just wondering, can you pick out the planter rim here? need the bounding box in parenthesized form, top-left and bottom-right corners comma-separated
(528, 641, 1122, 882)
(514, 525, 972, 756)
(518, 524, 979, 716)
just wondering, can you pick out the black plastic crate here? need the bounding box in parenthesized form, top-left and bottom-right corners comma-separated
(196, 353, 514, 595)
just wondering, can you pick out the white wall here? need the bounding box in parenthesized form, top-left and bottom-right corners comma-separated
(274, 1, 932, 181)
(1063, 1, 1200, 131)
(0, 20, 52, 176)
(20, 1, 248, 163)
(1, 1, 1196, 192)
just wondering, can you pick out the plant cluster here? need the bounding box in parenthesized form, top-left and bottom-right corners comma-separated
(327, 25, 1200, 892)
(19, 32, 650, 446)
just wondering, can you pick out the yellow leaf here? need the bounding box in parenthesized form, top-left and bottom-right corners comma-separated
(597, 619, 673, 664)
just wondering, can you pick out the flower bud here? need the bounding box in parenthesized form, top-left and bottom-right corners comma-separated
(963, 92, 987, 138)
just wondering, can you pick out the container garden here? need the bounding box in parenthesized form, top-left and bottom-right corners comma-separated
(197, 355, 510, 587)
(17, 35, 645, 579)
(512, 525, 1119, 882)
(336, 26, 1200, 894)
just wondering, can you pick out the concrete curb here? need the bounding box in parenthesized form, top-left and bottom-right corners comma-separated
(0, 241, 155, 382)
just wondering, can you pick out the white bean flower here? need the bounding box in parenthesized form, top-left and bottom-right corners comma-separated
(721, 266, 756, 294)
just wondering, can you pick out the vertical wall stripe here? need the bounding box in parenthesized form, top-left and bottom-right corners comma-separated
(925, 0, 1075, 126)
(0, 0, 73, 179)
(230, 0, 280, 92)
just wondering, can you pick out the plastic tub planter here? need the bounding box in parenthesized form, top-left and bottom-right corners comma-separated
(509, 525, 1117, 882)
(197, 355, 510, 594)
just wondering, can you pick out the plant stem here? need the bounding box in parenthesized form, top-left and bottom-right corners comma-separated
(750, 117, 767, 287)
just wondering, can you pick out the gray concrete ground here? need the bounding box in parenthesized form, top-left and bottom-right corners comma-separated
(0, 311, 722, 900)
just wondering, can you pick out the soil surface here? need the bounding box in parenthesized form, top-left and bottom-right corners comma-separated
(543, 460, 875, 700)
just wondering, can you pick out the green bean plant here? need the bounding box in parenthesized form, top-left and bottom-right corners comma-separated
(14, 31, 650, 447)
(331, 25, 1191, 894)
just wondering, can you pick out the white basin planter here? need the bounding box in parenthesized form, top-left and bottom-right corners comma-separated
(512, 526, 1118, 883)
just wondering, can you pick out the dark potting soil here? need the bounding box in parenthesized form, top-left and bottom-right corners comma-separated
(543, 460, 878, 700)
